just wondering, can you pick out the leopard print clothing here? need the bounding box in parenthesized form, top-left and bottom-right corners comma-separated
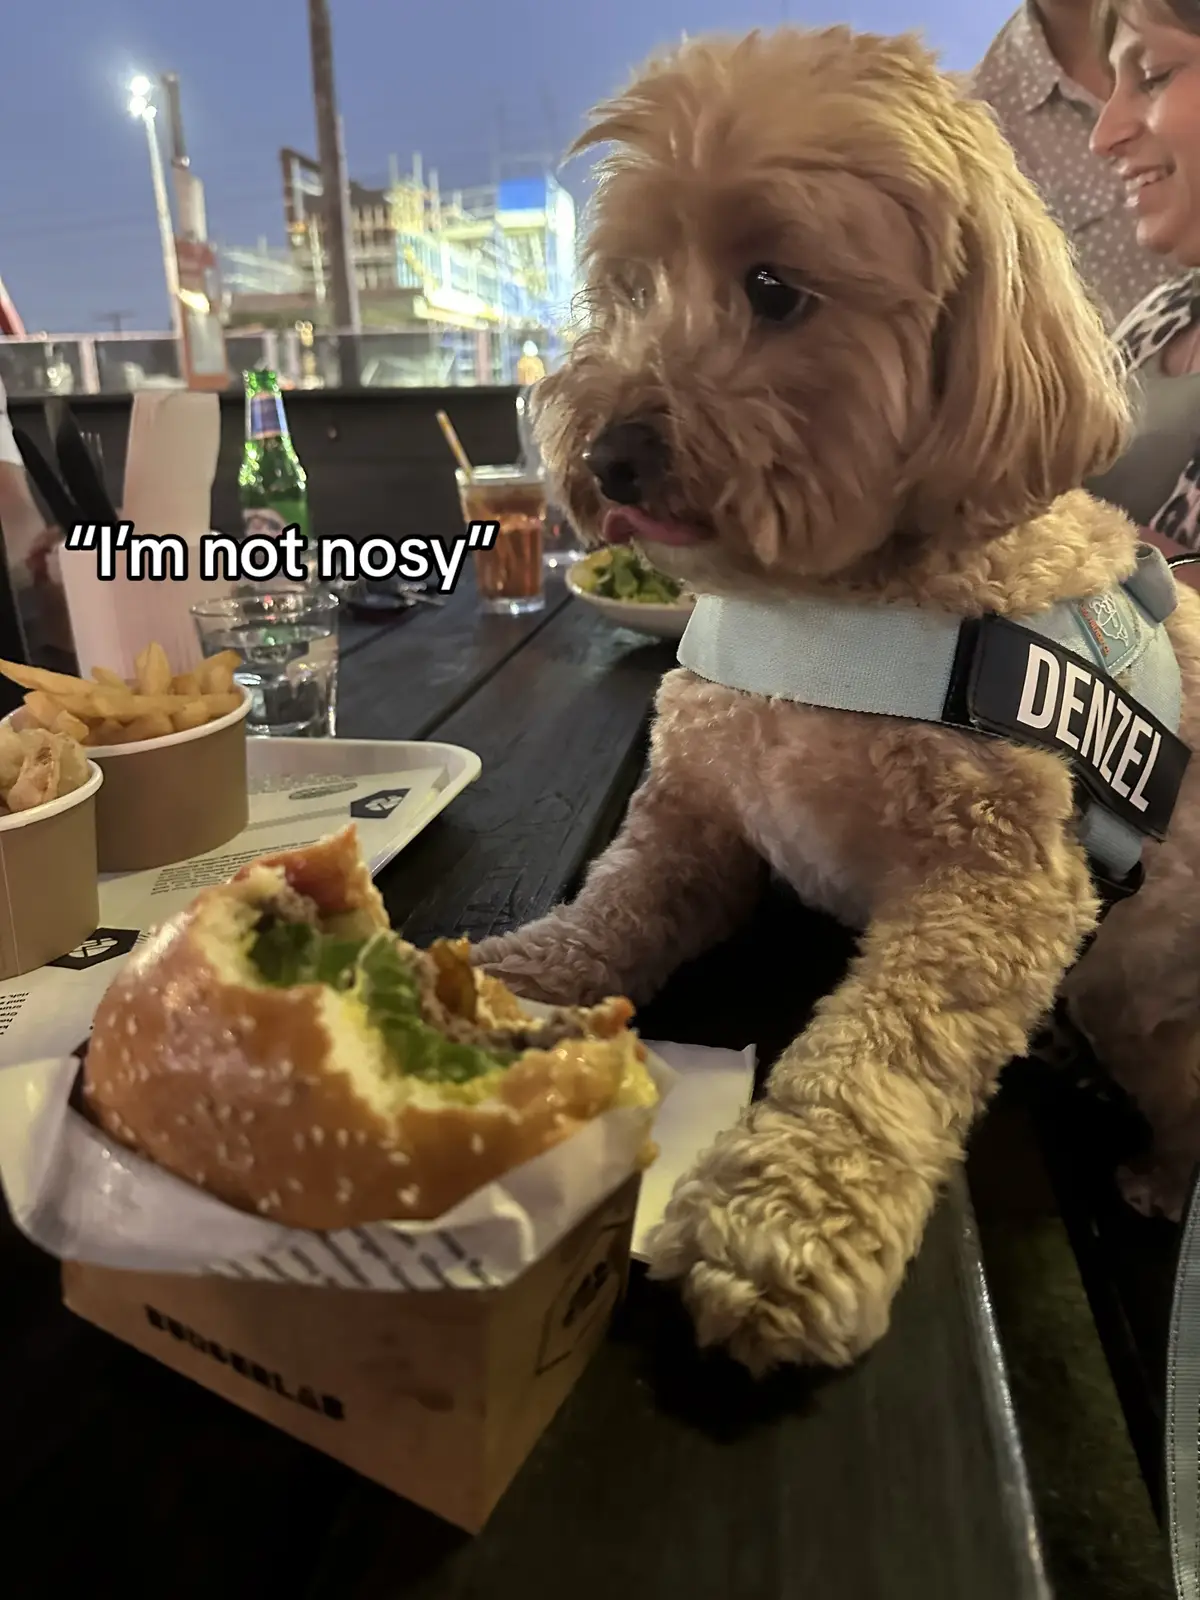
(1114, 272, 1200, 550)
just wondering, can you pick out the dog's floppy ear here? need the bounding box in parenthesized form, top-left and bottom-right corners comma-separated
(900, 99, 1131, 535)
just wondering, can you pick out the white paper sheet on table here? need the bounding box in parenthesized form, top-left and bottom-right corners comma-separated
(629, 1040, 757, 1262)
(0, 1033, 755, 1291)
(0, 765, 441, 1069)
(0, 1046, 680, 1292)
(0, 1033, 756, 1292)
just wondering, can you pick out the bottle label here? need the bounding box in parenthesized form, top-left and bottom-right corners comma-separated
(241, 501, 309, 541)
(242, 506, 289, 537)
(248, 395, 287, 439)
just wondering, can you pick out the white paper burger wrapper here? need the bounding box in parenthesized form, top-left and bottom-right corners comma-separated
(0, 1026, 679, 1292)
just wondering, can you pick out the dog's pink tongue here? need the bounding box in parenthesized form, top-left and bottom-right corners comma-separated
(602, 508, 708, 546)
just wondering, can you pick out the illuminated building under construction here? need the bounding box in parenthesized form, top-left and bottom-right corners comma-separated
(219, 150, 577, 385)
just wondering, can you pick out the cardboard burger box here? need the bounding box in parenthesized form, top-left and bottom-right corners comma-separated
(62, 1173, 640, 1531)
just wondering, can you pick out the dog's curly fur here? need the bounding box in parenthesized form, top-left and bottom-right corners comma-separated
(474, 25, 1200, 1374)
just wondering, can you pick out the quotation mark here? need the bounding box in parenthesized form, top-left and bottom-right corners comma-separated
(466, 521, 499, 550)
(67, 522, 132, 551)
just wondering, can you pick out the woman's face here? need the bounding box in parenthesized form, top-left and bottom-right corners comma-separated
(1091, 10, 1200, 264)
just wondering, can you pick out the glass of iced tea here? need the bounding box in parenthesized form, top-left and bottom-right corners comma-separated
(455, 465, 546, 615)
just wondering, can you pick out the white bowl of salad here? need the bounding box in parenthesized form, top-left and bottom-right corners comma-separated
(566, 546, 696, 640)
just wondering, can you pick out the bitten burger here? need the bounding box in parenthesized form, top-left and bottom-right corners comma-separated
(84, 827, 658, 1229)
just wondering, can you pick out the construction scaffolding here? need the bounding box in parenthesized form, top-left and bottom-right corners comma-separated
(220, 150, 576, 382)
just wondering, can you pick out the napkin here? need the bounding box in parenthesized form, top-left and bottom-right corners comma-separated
(631, 1040, 756, 1259)
(60, 391, 230, 680)
(122, 391, 221, 536)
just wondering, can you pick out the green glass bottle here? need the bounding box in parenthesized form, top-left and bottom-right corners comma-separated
(238, 369, 311, 561)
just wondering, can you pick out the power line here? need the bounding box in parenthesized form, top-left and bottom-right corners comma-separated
(95, 309, 138, 332)
(1, 197, 286, 245)
(0, 184, 284, 230)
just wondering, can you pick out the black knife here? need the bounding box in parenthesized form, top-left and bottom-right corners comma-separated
(46, 399, 119, 524)
(11, 426, 80, 532)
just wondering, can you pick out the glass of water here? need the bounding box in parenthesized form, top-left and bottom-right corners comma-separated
(190, 590, 340, 738)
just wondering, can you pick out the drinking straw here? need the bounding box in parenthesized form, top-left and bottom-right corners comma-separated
(435, 411, 474, 480)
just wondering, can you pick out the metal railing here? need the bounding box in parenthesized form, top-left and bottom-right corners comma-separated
(0, 324, 564, 398)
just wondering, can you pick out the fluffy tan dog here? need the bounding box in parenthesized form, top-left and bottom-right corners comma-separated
(473, 25, 1200, 1375)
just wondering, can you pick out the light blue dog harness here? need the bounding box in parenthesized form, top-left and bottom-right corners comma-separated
(682, 546, 1200, 1582)
(677, 542, 1192, 891)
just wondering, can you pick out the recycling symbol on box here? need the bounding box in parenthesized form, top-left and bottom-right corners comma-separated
(48, 928, 140, 971)
(350, 788, 411, 820)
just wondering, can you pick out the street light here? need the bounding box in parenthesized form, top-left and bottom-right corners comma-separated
(128, 74, 184, 350)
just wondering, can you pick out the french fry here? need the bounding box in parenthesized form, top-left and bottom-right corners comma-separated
(201, 691, 244, 719)
(52, 709, 90, 743)
(0, 658, 94, 697)
(23, 689, 64, 729)
(135, 641, 172, 697)
(171, 701, 211, 733)
(118, 713, 174, 743)
(2, 641, 244, 759)
(198, 650, 240, 694)
(90, 689, 190, 719)
(48, 692, 109, 723)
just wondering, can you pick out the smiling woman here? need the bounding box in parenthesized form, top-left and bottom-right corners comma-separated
(1084, 0, 1200, 554)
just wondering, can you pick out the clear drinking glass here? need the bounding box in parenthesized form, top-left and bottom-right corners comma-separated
(515, 386, 583, 572)
(190, 589, 340, 738)
(541, 501, 587, 571)
(455, 465, 546, 615)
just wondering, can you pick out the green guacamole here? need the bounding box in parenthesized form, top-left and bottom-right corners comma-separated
(578, 545, 684, 604)
(249, 919, 516, 1085)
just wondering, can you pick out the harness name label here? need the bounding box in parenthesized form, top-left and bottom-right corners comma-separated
(950, 615, 1190, 841)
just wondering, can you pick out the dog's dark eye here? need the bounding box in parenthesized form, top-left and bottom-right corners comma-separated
(613, 269, 651, 313)
(744, 265, 811, 323)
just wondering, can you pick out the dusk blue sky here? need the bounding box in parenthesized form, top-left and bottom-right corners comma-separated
(0, 0, 1019, 333)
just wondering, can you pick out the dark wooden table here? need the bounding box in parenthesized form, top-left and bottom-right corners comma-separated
(0, 571, 1051, 1599)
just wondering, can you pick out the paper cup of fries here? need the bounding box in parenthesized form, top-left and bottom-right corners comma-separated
(0, 724, 102, 979)
(0, 642, 250, 874)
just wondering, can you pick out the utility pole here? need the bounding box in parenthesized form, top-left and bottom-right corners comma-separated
(307, 0, 360, 387)
(160, 72, 204, 241)
(136, 91, 185, 349)
(97, 310, 137, 333)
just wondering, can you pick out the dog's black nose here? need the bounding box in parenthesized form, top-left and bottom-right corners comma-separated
(584, 420, 668, 506)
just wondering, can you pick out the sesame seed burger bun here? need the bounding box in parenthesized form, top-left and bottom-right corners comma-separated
(83, 826, 658, 1230)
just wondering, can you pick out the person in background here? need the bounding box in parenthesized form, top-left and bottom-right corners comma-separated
(1087, 0, 1200, 566)
(0, 374, 57, 588)
(971, 0, 1178, 323)
(0, 372, 71, 656)
(0, 372, 48, 562)
(516, 341, 546, 385)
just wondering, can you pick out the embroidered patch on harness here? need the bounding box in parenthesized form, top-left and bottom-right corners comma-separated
(942, 615, 1191, 841)
(1076, 594, 1130, 661)
(1067, 587, 1149, 679)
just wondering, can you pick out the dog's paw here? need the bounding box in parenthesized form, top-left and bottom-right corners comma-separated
(644, 1103, 930, 1374)
(469, 920, 625, 1008)
(1117, 1157, 1194, 1223)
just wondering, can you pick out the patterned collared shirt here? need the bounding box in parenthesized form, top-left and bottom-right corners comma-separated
(969, 3, 1178, 327)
